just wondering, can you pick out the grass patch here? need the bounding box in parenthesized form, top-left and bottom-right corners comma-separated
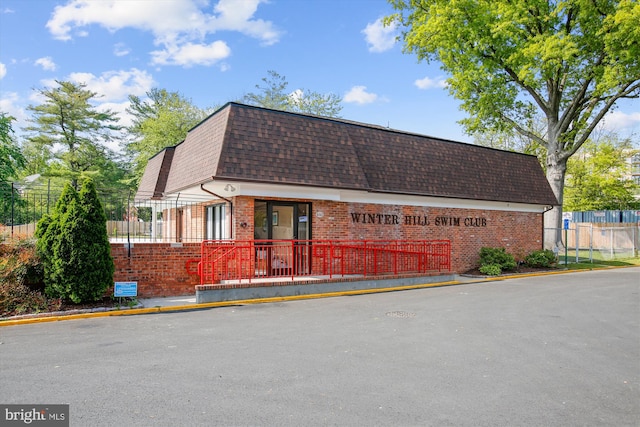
(563, 254, 640, 270)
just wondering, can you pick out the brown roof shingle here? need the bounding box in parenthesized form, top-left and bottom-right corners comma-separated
(135, 146, 175, 200)
(137, 102, 558, 206)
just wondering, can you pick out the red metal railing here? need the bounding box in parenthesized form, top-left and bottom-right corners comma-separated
(196, 239, 451, 285)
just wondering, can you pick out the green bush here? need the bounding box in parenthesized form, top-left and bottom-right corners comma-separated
(479, 247, 517, 273)
(35, 179, 114, 303)
(524, 249, 557, 268)
(479, 263, 502, 276)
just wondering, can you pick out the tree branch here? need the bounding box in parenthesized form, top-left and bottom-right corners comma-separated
(569, 80, 640, 157)
(557, 53, 604, 135)
(499, 112, 547, 147)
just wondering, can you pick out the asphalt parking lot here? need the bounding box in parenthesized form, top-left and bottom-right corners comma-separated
(1, 267, 638, 426)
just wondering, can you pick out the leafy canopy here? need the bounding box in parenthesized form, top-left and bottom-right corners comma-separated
(125, 88, 208, 185)
(387, 0, 639, 151)
(24, 81, 124, 188)
(563, 136, 639, 211)
(242, 70, 343, 117)
(0, 113, 24, 182)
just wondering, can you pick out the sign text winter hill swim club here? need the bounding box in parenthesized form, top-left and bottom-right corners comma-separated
(350, 213, 487, 227)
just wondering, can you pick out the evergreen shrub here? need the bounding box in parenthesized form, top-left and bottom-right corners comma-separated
(479, 247, 517, 275)
(35, 179, 114, 303)
(524, 249, 557, 268)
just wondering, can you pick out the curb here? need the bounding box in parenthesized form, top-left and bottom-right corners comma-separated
(1, 279, 466, 327)
(0, 265, 629, 327)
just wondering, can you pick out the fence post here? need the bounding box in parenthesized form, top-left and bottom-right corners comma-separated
(589, 224, 593, 262)
(610, 228, 614, 259)
(575, 225, 579, 263)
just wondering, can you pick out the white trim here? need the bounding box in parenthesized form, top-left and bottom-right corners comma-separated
(172, 181, 550, 213)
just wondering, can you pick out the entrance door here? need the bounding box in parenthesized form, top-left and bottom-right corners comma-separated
(254, 201, 311, 275)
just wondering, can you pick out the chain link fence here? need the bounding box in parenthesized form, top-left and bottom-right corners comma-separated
(545, 223, 639, 263)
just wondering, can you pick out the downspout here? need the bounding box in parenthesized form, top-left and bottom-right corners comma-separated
(200, 182, 234, 239)
(542, 204, 555, 250)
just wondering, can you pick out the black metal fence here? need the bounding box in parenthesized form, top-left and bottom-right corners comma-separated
(0, 181, 213, 242)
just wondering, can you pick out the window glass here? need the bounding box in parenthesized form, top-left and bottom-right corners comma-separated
(206, 204, 227, 239)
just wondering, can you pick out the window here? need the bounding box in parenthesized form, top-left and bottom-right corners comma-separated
(206, 204, 227, 239)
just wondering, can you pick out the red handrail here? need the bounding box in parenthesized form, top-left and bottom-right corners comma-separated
(197, 239, 451, 285)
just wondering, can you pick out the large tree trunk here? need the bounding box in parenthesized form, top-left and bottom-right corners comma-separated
(544, 150, 567, 250)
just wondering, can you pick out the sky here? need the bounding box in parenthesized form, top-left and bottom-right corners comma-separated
(1, 0, 639, 153)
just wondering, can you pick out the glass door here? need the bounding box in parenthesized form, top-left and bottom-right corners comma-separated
(253, 201, 311, 276)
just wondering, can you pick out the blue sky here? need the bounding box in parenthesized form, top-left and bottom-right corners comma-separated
(1, 0, 638, 151)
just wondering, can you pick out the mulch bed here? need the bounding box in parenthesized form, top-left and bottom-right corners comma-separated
(1, 296, 139, 319)
(462, 265, 560, 277)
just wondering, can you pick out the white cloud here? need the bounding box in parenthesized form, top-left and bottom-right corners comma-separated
(0, 62, 6, 79)
(211, 0, 281, 46)
(46, 0, 281, 67)
(289, 89, 304, 103)
(0, 92, 28, 130)
(67, 68, 155, 102)
(362, 18, 397, 53)
(150, 40, 231, 67)
(99, 101, 133, 128)
(35, 56, 57, 71)
(113, 43, 130, 57)
(414, 76, 447, 90)
(344, 86, 378, 105)
(601, 110, 640, 132)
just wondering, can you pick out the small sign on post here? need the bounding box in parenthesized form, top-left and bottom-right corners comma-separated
(114, 281, 138, 298)
(563, 219, 570, 230)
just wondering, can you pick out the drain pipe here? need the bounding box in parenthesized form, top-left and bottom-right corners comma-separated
(200, 182, 234, 239)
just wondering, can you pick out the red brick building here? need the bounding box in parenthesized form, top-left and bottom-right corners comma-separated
(125, 102, 557, 298)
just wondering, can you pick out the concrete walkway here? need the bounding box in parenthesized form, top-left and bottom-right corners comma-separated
(139, 295, 197, 307)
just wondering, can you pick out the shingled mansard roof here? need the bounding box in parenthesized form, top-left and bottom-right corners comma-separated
(136, 102, 558, 207)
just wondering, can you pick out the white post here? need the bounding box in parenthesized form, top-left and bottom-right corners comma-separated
(151, 203, 158, 242)
(575, 224, 579, 263)
(589, 224, 593, 263)
(610, 227, 614, 259)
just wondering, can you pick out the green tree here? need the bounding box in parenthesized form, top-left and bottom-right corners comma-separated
(563, 136, 639, 211)
(125, 88, 208, 185)
(242, 70, 343, 117)
(71, 178, 114, 302)
(24, 80, 124, 189)
(0, 113, 25, 224)
(35, 179, 114, 303)
(35, 182, 78, 298)
(387, 0, 640, 247)
(472, 115, 548, 163)
(0, 113, 24, 182)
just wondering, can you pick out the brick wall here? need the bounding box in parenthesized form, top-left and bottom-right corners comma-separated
(310, 201, 543, 272)
(111, 243, 201, 298)
(113, 198, 544, 297)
